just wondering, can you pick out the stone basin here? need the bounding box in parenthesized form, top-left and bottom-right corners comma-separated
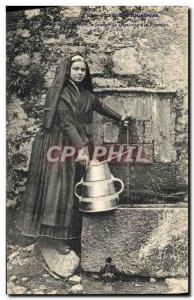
(81, 203, 188, 278)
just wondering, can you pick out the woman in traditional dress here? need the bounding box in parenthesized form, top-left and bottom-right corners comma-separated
(17, 53, 128, 254)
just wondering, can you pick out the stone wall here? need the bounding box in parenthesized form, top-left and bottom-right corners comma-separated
(6, 6, 188, 208)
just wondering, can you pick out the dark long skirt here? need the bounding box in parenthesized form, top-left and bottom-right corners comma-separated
(17, 127, 85, 240)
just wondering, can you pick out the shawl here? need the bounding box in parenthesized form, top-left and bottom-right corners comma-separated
(43, 53, 93, 129)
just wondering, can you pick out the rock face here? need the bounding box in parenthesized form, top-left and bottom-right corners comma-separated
(81, 205, 188, 278)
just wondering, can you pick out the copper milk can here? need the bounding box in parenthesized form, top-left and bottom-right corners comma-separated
(75, 160, 124, 213)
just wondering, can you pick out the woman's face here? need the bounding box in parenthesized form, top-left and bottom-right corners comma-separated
(70, 61, 86, 83)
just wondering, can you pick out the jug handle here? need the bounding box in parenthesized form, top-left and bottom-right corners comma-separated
(111, 175, 124, 195)
(75, 178, 83, 203)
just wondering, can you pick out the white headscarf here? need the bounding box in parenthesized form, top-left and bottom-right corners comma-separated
(71, 55, 85, 62)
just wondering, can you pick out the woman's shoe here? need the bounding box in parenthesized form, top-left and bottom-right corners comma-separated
(59, 247, 71, 254)
(56, 240, 71, 254)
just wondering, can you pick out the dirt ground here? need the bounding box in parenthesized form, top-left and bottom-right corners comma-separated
(6, 240, 188, 295)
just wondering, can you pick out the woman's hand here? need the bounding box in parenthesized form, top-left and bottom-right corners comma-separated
(76, 147, 90, 167)
(121, 113, 132, 127)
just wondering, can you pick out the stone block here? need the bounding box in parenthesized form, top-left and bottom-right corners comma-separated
(86, 53, 106, 76)
(32, 52, 41, 64)
(165, 278, 188, 294)
(93, 78, 128, 88)
(60, 7, 81, 19)
(14, 54, 31, 66)
(81, 205, 188, 277)
(24, 9, 41, 19)
(44, 38, 60, 45)
(17, 29, 31, 38)
(112, 48, 142, 75)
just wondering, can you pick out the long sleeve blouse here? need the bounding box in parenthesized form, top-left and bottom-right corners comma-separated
(55, 81, 121, 149)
